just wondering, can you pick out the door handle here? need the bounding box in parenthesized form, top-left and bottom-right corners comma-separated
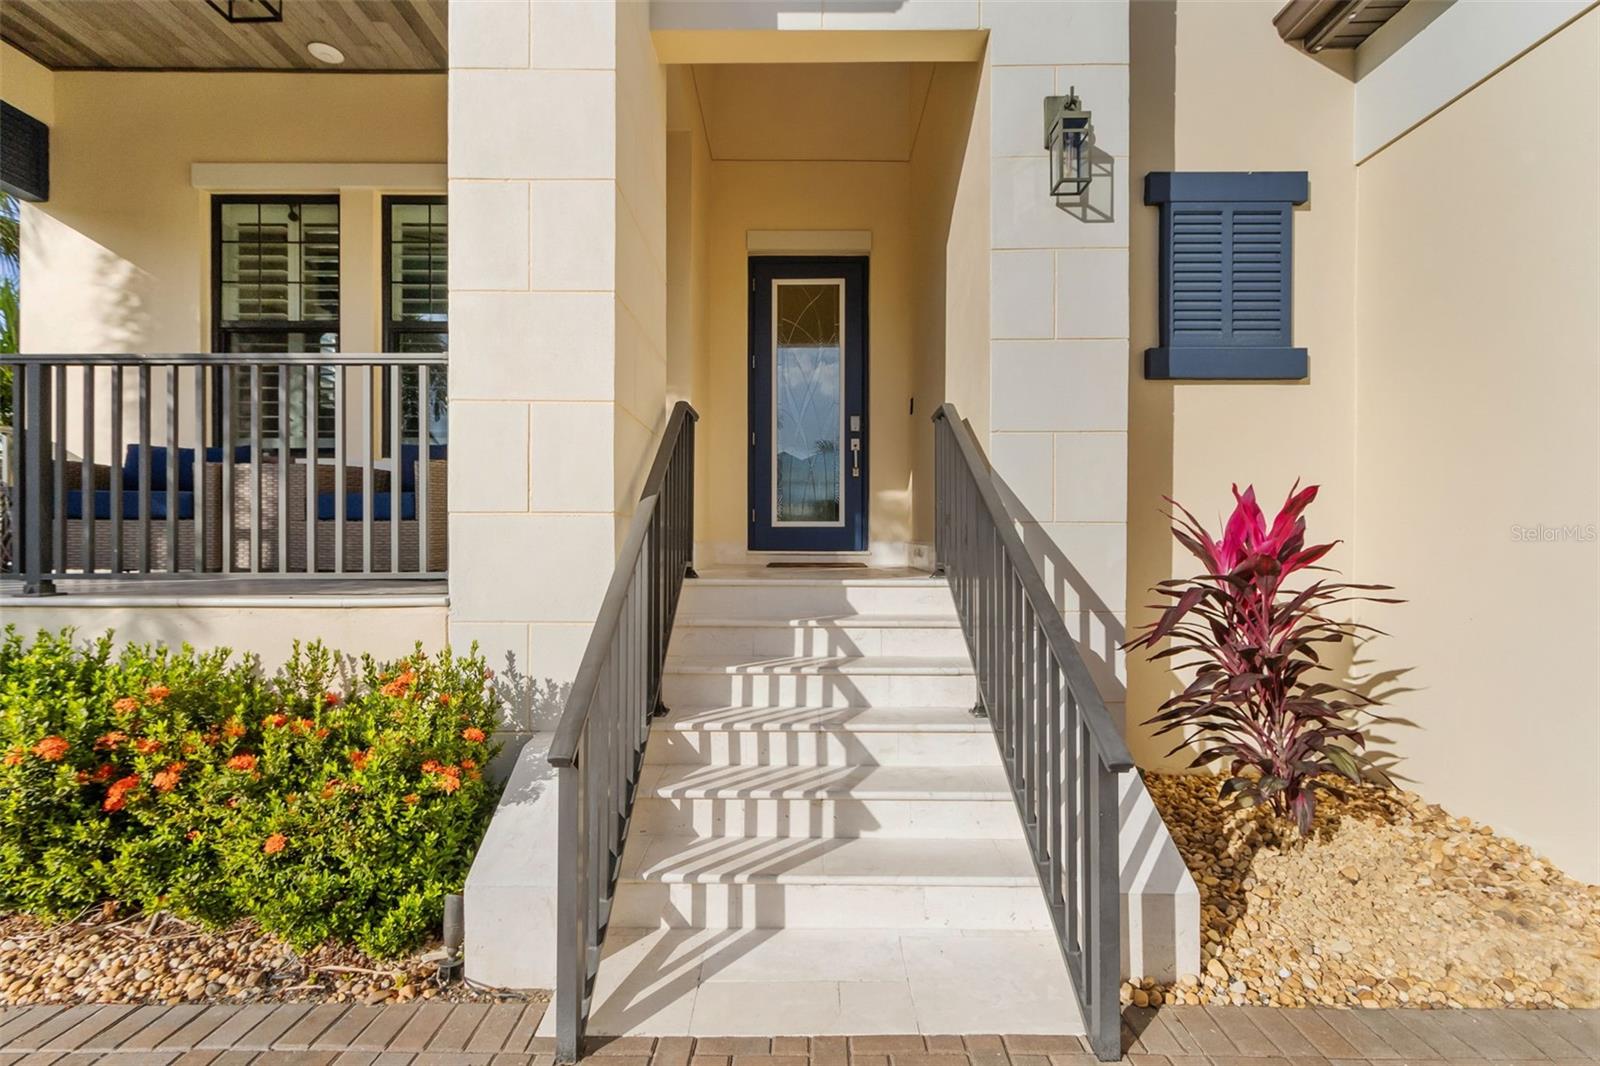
(850, 437, 861, 478)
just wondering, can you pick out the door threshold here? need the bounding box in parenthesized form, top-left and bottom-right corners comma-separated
(766, 561, 868, 569)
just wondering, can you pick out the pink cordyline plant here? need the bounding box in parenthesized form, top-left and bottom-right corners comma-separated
(1126, 483, 1400, 835)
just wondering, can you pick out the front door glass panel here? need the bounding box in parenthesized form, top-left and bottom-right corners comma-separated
(773, 281, 844, 526)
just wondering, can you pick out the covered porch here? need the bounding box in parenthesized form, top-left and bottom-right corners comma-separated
(0, 0, 450, 633)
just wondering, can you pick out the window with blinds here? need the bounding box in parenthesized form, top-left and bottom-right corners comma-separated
(384, 196, 447, 446)
(1144, 172, 1308, 381)
(212, 196, 340, 450)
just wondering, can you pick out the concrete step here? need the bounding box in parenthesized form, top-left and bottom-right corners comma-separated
(631, 762, 1020, 839)
(669, 615, 968, 658)
(678, 576, 956, 621)
(646, 704, 995, 767)
(611, 834, 1053, 931)
(662, 654, 978, 708)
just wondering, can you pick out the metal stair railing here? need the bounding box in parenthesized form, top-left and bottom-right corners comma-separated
(933, 403, 1134, 1061)
(546, 400, 698, 1062)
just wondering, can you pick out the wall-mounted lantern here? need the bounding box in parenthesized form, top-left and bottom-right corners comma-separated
(1043, 88, 1093, 199)
(206, 0, 284, 24)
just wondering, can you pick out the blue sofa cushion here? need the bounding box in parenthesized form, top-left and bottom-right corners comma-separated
(397, 444, 448, 492)
(122, 444, 251, 492)
(66, 489, 195, 521)
(315, 491, 416, 522)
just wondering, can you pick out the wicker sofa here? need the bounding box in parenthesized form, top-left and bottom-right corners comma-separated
(57, 444, 446, 575)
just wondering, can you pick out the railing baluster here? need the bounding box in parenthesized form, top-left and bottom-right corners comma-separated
(192, 365, 206, 573)
(389, 364, 401, 574)
(110, 366, 123, 576)
(334, 368, 346, 574)
(305, 364, 318, 573)
(361, 367, 374, 574)
(276, 362, 289, 574)
(166, 365, 179, 572)
(221, 365, 233, 574)
(52, 365, 66, 575)
(249, 366, 262, 573)
(137, 365, 151, 574)
(81, 367, 95, 574)
(417, 365, 430, 575)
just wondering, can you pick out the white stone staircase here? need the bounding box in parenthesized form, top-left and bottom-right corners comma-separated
(577, 567, 1085, 1036)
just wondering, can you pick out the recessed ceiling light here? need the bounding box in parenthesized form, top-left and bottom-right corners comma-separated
(307, 41, 345, 65)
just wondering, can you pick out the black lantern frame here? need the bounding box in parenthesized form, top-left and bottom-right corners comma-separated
(1043, 89, 1094, 199)
(206, 0, 284, 24)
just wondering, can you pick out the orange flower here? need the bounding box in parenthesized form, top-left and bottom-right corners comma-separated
(349, 749, 369, 771)
(322, 691, 341, 706)
(314, 727, 329, 740)
(103, 774, 141, 812)
(293, 718, 314, 734)
(402, 793, 420, 805)
(152, 762, 185, 793)
(134, 738, 162, 755)
(320, 779, 342, 799)
(75, 770, 90, 784)
(112, 697, 140, 715)
(145, 685, 171, 703)
(33, 736, 69, 762)
(225, 753, 257, 772)
(437, 772, 461, 794)
(461, 727, 486, 743)
(3, 747, 24, 767)
(95, 731, 128, 751)
(223, 720, 247, 739)
(437, 693, 452, 706)
(186, 829, 201, 842)
(459, 758, 477, 771)
(420, 759, 443, 775)
(262, 833, 287, 855)
(380, 669, 417, 699)
(265, 713, 289, 729)
(91, 763, 116, 783)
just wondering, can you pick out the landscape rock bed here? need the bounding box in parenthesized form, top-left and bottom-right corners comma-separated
(0, 909, 524, 1007)
(1130, 773, 1600, 1011)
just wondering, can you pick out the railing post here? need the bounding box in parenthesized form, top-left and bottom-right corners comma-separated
(18, 362, 56, 595)
(555, 757, 586, 1063)
(1089, 761, 1123, 1061)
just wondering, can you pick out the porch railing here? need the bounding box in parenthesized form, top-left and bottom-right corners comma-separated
(2, 353, 447, 592)
(932, 403, 1134, 1062)
(547, 400, 698, 1063)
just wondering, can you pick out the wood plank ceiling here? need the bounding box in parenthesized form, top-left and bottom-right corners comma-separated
(0, 0, 447, 71)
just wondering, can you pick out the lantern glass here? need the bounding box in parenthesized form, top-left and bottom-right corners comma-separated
(1049, 121, 1091, 198)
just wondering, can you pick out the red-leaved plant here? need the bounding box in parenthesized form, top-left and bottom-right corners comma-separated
(1126, 483, 1399, 834)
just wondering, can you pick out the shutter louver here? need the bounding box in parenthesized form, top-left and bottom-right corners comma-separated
(1145, 172, 1308, 380)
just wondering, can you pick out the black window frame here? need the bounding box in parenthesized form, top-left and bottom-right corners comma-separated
(381, 194, 448, 450)
(381, 194, 448, 354)
(210, 193, 342, 355)
(209, 193, 342, 453)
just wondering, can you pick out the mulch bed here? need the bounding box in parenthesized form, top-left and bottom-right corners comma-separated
(1132, 773, 1600, 1010)
(0, 906, 531, 1007)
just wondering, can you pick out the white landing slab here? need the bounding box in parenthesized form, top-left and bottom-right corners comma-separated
(536, 927, 1084, 1038)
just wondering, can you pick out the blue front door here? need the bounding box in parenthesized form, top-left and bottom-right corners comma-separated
(748, 257, 868, 552)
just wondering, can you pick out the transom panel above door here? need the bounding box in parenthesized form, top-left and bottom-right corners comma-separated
(748, 256, 868, 553)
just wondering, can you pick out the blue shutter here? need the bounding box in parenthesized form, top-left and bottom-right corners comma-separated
(1145, 172, 1307, 380)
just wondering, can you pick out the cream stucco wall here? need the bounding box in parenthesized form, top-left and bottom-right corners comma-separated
(3, 50, 445, 357)
(1126, 2, 1359, 766)
(1353, 7, 1600, 882)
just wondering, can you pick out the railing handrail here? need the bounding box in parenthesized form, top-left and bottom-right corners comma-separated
(1, 353, 446, 366)
(934, 403, 1133, 772)
(548, 398, 698, 769)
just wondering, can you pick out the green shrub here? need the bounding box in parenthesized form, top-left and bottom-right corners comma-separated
(0, 627, 502, 957)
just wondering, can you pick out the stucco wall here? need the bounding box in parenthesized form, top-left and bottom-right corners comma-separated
(1353, 7, 1600, 882)
(1126, 2, 1359, 766)
(2, 51, 445, 356)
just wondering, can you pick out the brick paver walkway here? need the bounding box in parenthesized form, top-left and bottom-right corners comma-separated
(0, 1003, 1595, 1065)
